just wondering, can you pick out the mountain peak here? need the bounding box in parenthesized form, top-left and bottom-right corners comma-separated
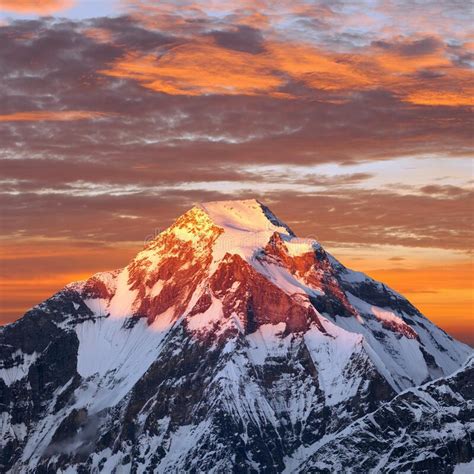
(2, 200, 472, 473)
(145, 199, 298, 268)
(196, 199, 295, 236)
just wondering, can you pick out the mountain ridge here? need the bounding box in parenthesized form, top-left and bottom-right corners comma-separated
(291, 354, 474, 473)
(1, 199, 471, 472)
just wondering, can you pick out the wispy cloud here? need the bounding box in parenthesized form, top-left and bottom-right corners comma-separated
(0, 110, 109, 121)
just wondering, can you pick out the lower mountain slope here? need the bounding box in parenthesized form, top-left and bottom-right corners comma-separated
(293, 355, 474, 473)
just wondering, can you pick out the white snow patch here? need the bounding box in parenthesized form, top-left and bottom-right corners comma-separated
(83, 297, 108, 316)
(201, 199, 287, 234)
(304, 320, 365, 406)
(187, 295, 223, 331)
(107, 267, 138, 318)
(200, 200, 290, 268)
(74, 311, 174, 412)
(0, 412, 27, 442)
(0, 350, 38, 387)
(372, 306, 406, 327)
(331, 309, 429, 390)
(453, 458, 474, 472)
(338, 268, 369, 284)
(285, 238, 318, 257)
(246, 323, 288, 364)
(149, 279, 164, 297)
(252, 259, 323, 297)
(172, 226, 202, 244)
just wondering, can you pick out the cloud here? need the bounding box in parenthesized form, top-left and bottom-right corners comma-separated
(100, 38, 372, 98)
(87, 16, 175, 50)
(122, 0, 473, 48)
(98, 29, 473, 106)
(0, 0, 74, 14)
(266, 189, 474, 252)
(404, 91, 474, 107)
(1, 16, 471, 174)
(420, 184, 470, 196)
(372, 36, 443, 56)
(100, 40, 288, 97)
(209, 25, 265, 54)
(0, 110, 109, 121)
(1, 184, 472, 253)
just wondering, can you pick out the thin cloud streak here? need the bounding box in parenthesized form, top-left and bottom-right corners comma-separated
(0, 110, 110, 121)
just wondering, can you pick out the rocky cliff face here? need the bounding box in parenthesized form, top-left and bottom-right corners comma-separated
(0, 199, 471, 473)
(294, 355, 474, 473)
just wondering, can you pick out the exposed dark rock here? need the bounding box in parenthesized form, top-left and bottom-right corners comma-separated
(297, 358, 474, 473)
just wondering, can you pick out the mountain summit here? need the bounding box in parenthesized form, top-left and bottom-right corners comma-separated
(1, 200, 472, 472)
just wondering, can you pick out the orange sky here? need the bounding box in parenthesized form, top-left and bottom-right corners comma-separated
(342, 258, 473, 345)
(0, 0, 472, 344)
(0, 231, 472, 346)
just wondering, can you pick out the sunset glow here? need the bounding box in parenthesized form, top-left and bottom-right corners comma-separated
(0, 0, 472, 345)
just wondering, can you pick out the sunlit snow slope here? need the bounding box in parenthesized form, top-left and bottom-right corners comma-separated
(1, 199, 471, 473)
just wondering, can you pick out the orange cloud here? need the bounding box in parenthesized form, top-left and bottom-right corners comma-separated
(100, 39, 375, 98)
(0, 110, 109, 121)
(405, 91, 474, 107)
(0, 0, 74, 14)
(267, 42, 373, 91)
(101, 41, 287, 97)
(370, 40, 474, 107)
(375, 52, 450, 74)
(100, 33, 473, 106)
(83, 27, 114, 44)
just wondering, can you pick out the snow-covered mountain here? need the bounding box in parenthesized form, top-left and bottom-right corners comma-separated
(293, 354, 474, 473)
(1, 199, 471, 472)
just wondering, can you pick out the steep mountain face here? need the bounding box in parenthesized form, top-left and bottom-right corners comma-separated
(293, 355, 474, 473)
(0, 199, 471, 473)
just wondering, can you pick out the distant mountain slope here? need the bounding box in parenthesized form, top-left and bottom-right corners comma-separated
(0, 199, 471, 472)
